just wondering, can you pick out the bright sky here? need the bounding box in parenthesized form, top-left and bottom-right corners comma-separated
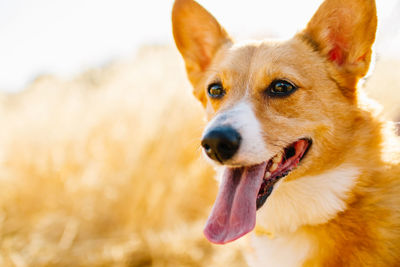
(0, 0, 399, 92)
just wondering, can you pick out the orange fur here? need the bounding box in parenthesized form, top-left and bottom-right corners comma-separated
(172, 0, 400, 266)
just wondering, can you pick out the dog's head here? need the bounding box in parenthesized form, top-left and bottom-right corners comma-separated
(172, 0, 377, 244)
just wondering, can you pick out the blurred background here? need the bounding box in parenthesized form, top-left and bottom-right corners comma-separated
(0, 0, 399, 266)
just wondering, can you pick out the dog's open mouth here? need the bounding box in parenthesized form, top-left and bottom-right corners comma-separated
(256, 138, 312, 210)
(204, 138, 311, 244)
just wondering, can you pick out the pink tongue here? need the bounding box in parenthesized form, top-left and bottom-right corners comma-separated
(204, 162, 267, 244)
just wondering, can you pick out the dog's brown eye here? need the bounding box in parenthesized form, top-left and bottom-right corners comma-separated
(207, 83, 225, 99)
(267, 80, 297, 97)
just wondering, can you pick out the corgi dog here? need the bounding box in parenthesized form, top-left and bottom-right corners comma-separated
(172, 0, 400, 265)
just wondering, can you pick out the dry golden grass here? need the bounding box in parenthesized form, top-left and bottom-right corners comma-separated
(0, 47, 246, 266)
(0, 46, 398, 266)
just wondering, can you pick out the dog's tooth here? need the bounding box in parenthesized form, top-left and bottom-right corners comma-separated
(273, 153, 283, 163)
(270, 162, 278, 172)
(264, 171, 271, 179)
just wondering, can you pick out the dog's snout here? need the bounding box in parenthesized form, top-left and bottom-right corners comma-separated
(201, 126, 241, 163)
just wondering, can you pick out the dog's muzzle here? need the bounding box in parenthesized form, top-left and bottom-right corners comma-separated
(201, 126, 241, 163)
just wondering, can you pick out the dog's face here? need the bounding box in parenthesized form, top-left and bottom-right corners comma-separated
(172, 0, 376, 244)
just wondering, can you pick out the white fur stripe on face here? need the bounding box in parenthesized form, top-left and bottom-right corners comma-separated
(203, 101, 271, 166)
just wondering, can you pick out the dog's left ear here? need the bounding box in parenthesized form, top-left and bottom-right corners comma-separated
(300, 0, 377, 95)
(172, 0, 232, 103)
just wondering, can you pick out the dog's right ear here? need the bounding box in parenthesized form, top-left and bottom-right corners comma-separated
(172, 0, 232, 103)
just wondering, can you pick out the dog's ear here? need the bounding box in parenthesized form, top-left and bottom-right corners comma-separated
(172, 0, 232, 103)
(300, 0, 377, 96)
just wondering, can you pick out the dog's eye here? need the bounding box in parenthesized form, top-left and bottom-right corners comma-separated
(267, 80, 297, 97)
(207, 83, 225, 99)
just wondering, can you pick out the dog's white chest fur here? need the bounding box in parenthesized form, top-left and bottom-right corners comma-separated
(246, 230, 312, 267)
(246, 165, 360, 267)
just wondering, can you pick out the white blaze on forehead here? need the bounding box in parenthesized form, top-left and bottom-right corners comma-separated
(203, 101, 271, 166)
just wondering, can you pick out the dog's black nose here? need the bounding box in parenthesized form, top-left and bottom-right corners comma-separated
(201, 126, 241, 163)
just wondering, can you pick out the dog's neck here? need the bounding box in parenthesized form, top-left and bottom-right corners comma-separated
(255, 164, 361, 235)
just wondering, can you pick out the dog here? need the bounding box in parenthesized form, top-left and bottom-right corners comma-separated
(172, 0, 400, 265)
